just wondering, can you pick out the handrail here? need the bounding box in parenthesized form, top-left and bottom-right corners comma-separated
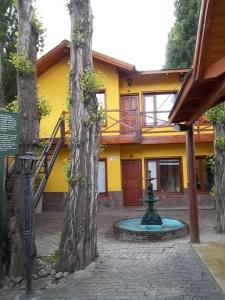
(34, 112, 65, 182)
(7, 159, 15, 178)
(33, 112, 66, 208)
(34, 135, 64, 208)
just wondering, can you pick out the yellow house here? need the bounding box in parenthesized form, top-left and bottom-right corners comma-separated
(37, 40, 214, 210)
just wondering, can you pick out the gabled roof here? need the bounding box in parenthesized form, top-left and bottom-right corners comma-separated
(169, 0, 225, 125)
(37, 39, 190, 78)
(37, 39, 135, 76)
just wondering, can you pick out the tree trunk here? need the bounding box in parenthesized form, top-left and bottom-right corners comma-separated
(8, 0, 39, 276)
(57, 0, 99, 272)
(0, 43, 4, 108)
(214, 120, 225, 233)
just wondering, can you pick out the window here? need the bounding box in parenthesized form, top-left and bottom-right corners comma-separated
(147, 158, 182, 193)
(195, 157, 213, 192)
(98, 160, 107, 194)
(96, 91, 106, 125)
(143, 93, 176, 126)
(96, 91, 105, 110)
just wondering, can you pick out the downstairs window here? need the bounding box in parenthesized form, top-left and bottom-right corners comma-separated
(146, 158, 182, 193)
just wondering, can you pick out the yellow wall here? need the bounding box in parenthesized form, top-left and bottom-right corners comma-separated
(38, 58, 120, 138)
(99, 146, 121, 191)
(120, 73, 180, 96)
(44, 141, 214, 193)
(38, 57, 69, 138)
(44, 146, 68, 192)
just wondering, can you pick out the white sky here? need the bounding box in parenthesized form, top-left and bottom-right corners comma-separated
(36, 0, 175, 71)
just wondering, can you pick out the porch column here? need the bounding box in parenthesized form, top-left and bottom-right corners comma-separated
(186, 125, 200, 243)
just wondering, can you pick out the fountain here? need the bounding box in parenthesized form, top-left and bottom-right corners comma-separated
(113, 171, 188, 241)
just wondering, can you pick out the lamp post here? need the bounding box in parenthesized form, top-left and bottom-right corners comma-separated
(19, 152, 38, 295)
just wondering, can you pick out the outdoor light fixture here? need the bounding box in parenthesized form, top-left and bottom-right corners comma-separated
(19, 152, 38, 174)
(19, 152, 38, 298)
(127, 78, 132, 87)
(174, 123, 188, 132)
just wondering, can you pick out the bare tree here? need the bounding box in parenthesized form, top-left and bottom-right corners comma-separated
(8, 0, 39, 276)
(57, 0, 100, 272)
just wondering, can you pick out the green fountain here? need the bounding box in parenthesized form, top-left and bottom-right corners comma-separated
(113, 171, 188, 241)
(141, 171, 162, 226)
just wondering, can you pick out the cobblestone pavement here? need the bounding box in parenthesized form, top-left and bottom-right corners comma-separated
(36, 209, 225, 300)
(1, 209, 225, 300)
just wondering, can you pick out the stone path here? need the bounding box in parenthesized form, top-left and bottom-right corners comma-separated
(1, 209, 225, 300)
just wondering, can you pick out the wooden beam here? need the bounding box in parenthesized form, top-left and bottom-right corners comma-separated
(100, 133, 213, 145)
(141, 133, 213, 145)
(193, 0, 213, 81)
(100, 135, 138, 145)
(169, 72, 194, 124)
(186, 125, 200, 243)
(186, 75, 225, 125)
(203, 56, 225, 79)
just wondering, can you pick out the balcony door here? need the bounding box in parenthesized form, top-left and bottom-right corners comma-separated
(120, 95, 139, 134)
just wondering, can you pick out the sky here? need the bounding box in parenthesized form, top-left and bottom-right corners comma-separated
(36, 0, 175, 71)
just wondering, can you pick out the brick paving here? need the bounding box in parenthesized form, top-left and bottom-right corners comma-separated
(1, 209, 225, 299)
(34, 209, 225, 300)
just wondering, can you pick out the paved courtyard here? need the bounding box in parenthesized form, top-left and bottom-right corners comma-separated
(1, 208, 225, 300)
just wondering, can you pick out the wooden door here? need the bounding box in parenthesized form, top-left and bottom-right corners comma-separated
(122, 160, 143, 206)
(120, 95, 139, 134)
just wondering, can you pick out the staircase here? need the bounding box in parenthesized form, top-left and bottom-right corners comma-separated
(5, 112, 66, 216)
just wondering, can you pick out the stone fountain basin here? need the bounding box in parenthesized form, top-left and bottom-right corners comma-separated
(113, 218, 189, 241)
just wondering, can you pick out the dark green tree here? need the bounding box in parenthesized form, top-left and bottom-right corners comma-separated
(0, 0, 17, 107)
(164, 0, 201, 69)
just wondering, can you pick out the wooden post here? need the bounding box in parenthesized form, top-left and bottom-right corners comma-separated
(186, 125, 200, 243)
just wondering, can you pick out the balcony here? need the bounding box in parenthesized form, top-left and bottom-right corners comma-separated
(99, 109, 214, 145)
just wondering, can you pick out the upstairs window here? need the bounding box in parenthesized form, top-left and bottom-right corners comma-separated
(96, 91, 105, 110)
(143, 93, 176, 126)
(96, 91, 106, 126)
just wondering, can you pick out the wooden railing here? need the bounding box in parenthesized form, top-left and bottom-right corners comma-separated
(99, 109, 213, 136)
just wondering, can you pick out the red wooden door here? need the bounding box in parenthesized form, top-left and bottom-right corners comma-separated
(122, 160, 143, 206)
(120, 95, 139, 134)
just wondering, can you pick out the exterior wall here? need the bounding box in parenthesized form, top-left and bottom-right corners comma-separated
(44, 146, 68, 192)
(38, 58, 120, 139)
(38, 57, 69, 138)
(120, 73, 181, 94)
(43, 142, 214, 209)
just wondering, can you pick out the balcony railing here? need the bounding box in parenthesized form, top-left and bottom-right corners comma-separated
(63, 109, 213, 144)
(99, 109, 213, 144)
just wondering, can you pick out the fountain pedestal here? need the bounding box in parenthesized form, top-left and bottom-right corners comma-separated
(141, 172, 162, 226)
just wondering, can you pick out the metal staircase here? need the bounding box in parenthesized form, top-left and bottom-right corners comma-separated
(5, 112, 66, 216)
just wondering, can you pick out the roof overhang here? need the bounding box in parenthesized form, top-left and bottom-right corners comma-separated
(37, 40, 190, 80)
(169, 0, 225, 125)
(37, 39, 136, 77)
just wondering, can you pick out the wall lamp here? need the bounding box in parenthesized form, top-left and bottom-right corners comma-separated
(127, 78, 132, 87)
(174, 123, 188, 131)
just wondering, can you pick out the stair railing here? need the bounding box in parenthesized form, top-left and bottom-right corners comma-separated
(33, 112, 66, 208)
